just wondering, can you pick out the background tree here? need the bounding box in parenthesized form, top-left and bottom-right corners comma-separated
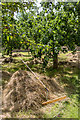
(2, 2, 79, 69)
(2, 2, 34, 56)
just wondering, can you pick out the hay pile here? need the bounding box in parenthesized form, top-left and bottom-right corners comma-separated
(3, 70, 64, 112)
(3, 70, 47, 112)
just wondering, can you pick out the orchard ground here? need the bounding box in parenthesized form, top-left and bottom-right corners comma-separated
(0, 50, 79, 118)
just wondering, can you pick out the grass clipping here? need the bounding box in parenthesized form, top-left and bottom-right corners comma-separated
(3, 70, 64, 112)
(3, 70, 47, 111)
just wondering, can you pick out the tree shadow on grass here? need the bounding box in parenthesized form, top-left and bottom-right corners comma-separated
(45, 65, 64, 77)
(45, 64, 78, 95)
(60, 75, 78, 94)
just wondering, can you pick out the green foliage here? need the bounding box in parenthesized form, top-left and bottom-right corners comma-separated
(2, 2, 79, 67)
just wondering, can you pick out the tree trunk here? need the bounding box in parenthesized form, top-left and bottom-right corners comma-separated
(53, 45, 58, 69)
(9, 47, 13, 62)
(9, 47, 12, 57)
(53, 53, 58, 69)
(77, 2, 80, 46)
(52, 40, 58, 69)
(10, 50, 12, 57)
(7, 49, 9, 55)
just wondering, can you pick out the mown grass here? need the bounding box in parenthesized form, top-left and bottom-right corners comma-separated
(12, 94, 78, 118)
(47, 95, 78, 118)
(42, 64, 79, 118)
(12, 110, 35, 118)
(2, 51, 79, 118)
(42, 94, 78, 118)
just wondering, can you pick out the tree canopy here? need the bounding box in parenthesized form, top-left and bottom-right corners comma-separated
(2, 1, 80, 68)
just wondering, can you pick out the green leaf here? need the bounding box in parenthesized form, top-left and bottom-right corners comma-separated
(7, 36, 9, 41)
(39, 30, 41, 33)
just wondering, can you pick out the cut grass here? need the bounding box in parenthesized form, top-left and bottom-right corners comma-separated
(11, 94, 79, 118)
(12, 110, 35, 118)
(2, 51, 79, 118)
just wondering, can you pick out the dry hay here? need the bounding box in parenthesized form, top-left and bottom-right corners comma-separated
(26, 59, 42, 66)
(33, 59, 42, 64)
(2, 71, 12, 80)
(3, 57, 14, 63)
(2, 71, 12, 88)
(12, 53, 23, 57)
(3, 70, 47, 112)
(3, 70, 64, 112)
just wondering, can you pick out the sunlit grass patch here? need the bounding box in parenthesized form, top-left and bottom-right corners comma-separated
(58, 51, 72, 62)
(42, 94, 78, 118)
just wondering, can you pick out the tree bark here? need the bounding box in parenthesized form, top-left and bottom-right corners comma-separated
(53, 44, 58, 69)
(52, 40, 58, 69)
(9, 46, 12, 57)
(53, 52, 58, 69)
